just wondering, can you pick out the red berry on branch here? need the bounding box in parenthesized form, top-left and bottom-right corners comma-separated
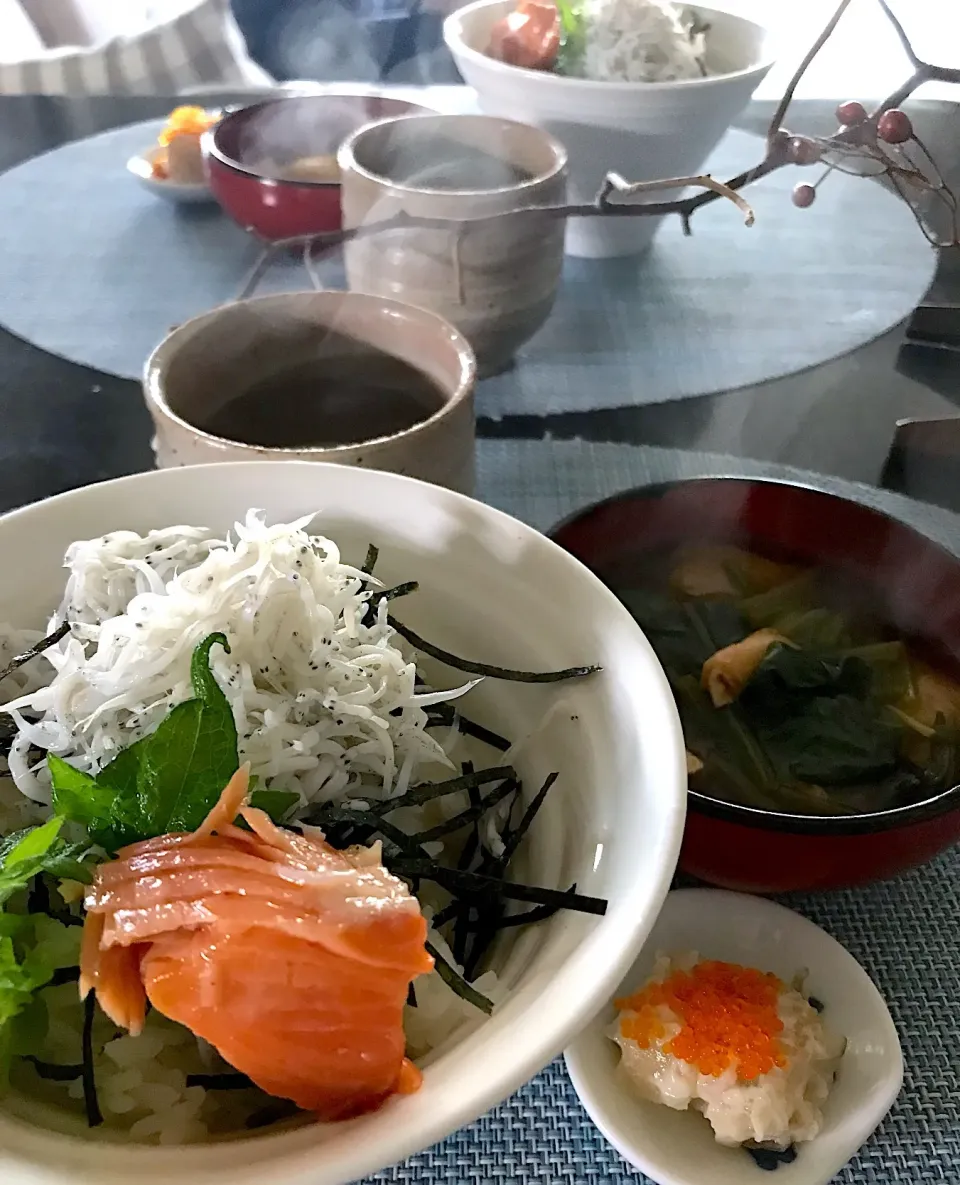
(788, 136, 822, 165)
(877, 109, 913, 144)
(835, 100, 867, 126)
(792, 183, 817, 209)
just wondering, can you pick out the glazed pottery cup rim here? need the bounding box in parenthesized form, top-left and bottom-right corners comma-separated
(143, 290, 477, 458)
(337, 112, 568, 198)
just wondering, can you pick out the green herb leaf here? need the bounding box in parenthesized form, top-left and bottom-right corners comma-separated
(554, 0, 585, 75)
(757, 694, 902, 785)
(0, 818, 66, 905)
(743, 644, 872, 708)
(0, 936, 38, 1026)
(49, 633, 239, 850)
(0, 916, 80, 1077)
(48, 757, 119, 849)
(249, 790, 300, 823)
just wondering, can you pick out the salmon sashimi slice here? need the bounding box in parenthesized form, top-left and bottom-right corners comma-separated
(488, 0, 561, 71)
(81, 767, 433, 1119)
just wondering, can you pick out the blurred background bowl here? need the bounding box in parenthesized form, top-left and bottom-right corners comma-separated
(203, 89, 437, 240)
(443, 0, 773, 258)
(550, 477, 960, 892)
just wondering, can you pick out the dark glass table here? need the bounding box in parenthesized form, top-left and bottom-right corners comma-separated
(0, 92, 958, 514)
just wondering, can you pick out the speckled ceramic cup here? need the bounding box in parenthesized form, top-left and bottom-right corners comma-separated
(338, 114, 567, 376)
(143, 291, 477, 494)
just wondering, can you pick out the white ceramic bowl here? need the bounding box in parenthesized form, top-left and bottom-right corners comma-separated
(444, 0, 774, 257)
(0, 461, 686, 1185)
(565, 889, 903, 1185)
(127, 146, 215, 203)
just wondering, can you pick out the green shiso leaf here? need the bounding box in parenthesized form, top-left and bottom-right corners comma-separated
(248, 790, 300, 823)
(0, 916, 81, 1080)
(50, 632, 239, 850)
(554, 0, 586, 76)
(0, 818, 71, 905)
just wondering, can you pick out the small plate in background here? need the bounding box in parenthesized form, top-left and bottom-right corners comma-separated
(127, 146, 214, 204)
(564, 889, 902, 1185)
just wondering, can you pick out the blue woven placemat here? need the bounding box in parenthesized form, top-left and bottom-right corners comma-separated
(0, 119, 936, 413)
(360, 439, 960, 1185)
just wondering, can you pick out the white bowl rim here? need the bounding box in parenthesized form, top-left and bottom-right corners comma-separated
(564, 887, 904, 1185)
(0, 459, 688, 1184)
(444, 0, 776, 93)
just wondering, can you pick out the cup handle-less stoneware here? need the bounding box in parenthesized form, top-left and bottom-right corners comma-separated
(338, 113, 567, 376)
(143, 291, 477, 495)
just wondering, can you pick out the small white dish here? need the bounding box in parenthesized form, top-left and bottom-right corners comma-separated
(126, 146, 214, 203)
(565, 889, 903, 1185)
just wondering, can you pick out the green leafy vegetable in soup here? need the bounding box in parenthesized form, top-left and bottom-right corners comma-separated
(614, 545, 960, 816)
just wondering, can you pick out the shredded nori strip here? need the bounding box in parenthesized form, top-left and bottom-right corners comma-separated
(426, 704, 511, 752)
(81, 993, 102, 1127)
(425, 941, 493, 1015)
(364, 766, 517, 814)
(396, 862, 608, 916)
(303, 807, 432, 860)
(808, 995, 825, 1013)
(0, 621, 70, 684)
(27, 873, 51, 915)
(388, 616, 601, 684)
(456, 773, 558, 978)
(370, 581, 418, 606)
(186, 1072, 255, 1090)
(48, 965, 80, 987)
(25, 1057, 83, 1081)
(497, 772, 558, 870)
(495, 894, 574, 929)
(360, 544, 379, 575)
(409, 778, 517, 844)
(363, 581, 419, 628)
(745, 1145, 798, 1171)
(407, 982, 417, 1008)
(428, 899, 463, 931)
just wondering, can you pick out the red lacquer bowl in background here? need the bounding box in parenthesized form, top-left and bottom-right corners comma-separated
(203, 92, 436, 241)
(550, 477, 960, 893)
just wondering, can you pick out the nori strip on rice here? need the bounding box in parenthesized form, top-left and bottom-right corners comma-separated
(81, 993, 102, 1127)
(388, 616, 601, 684)
(186, 1072, 256, 1090)
(26, 1057, 83, 1082)
(0, 621, 70, 685)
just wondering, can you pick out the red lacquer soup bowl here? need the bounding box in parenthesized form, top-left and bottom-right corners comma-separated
(550, 477, 960, 893)
(203, 93, 435, 240)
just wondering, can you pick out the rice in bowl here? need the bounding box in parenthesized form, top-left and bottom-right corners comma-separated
(0, 510, 605, 1142)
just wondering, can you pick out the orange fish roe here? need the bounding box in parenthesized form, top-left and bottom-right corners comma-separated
(615, 960, 788, 1082)
(158, 106, 217, 147)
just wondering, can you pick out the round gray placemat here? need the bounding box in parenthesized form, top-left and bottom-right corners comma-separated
(0, 120, 938, 413)
(359, 437, 959, 1185)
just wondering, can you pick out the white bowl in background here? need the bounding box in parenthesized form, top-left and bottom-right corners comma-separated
(444, 1, 774, 257)
(127, 146, 215, 203)
(565, 889, 903, 1185)
(0, 460, 686, 1185)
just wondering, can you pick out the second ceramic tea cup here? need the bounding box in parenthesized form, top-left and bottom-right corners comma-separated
(338, 113, 567, 376)
(143, 291, 477, 494)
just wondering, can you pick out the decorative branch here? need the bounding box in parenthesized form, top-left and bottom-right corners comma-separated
(236, 0, 959, 298)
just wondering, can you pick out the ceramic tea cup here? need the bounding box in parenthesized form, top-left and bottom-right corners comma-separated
(338, 113, 567, 376)
(143, 291, 477, 494)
